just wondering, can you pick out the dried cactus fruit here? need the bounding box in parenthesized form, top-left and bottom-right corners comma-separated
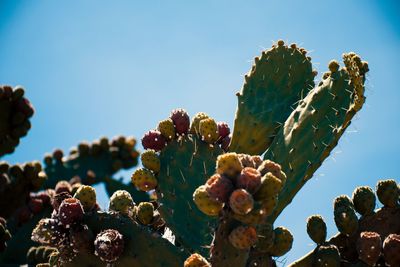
(307, 215, 327, 245)
(94, 229, 124, 263)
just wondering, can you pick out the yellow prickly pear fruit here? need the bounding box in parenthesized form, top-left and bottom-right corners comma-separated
(131, 168, 158, 192)
(157, 119, 175, 140)
(269, 226, 293, 256)
(73, 185, 96, 211)
(184, 253, 211, 267)
(193, 185, 223, 216)
(228, 226, 258, 250)
(254, 173, 283, 201)
(136, 202, 154, 225)
(190, 112, 210, 134)
(199, 118, 219, 144)
(216, 153, 243, 177)
(141, 149, 160, 173)
(109, 190, 135, 216)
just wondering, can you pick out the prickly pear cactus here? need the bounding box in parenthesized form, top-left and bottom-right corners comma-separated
(0, 85, 34, 157)
(289, 179, 399, 267)
(1, 40, 373, 267)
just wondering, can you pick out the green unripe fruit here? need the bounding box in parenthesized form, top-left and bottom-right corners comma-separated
(190, 112, 209, 134)
(376, 179, 399, 207)
(199, 118, 219, 144)
(269, 226, 293, 256)
(141, 150, 160, 173)
(352, 186, 376, 216)
(109, 190, 135, 215)
(313, 245, 340, 267)
(74, 185, 96, 211)
(306, 215, 327, 244)
(136, 202, 154, 225)
(158, 119, 176, 140)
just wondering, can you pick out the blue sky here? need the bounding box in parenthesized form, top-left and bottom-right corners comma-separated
(1, 0, 399, 265)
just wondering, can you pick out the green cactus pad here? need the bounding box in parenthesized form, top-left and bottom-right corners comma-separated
(156, 135, 223, 255)
(264, 53, 369, 222)
(230, 41, 315, 155)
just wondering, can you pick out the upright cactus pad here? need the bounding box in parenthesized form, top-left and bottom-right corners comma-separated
(135, 110, 225, 255)
(264, 53, 369, 222)
(230, 41, 315, 155)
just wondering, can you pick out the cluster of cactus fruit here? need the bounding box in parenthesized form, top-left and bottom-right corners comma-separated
(1, 39, 397, 267)
(289, 179, 399, 267)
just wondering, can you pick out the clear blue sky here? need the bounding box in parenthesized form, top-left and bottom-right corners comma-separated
(1, 0, 399, 265)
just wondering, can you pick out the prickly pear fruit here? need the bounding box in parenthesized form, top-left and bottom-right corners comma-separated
(217, 122, 230, 141)
(236, 167, 261, 194)
(237, 154, 256, 168)
(193, 185, 223, 216)
(220, 135, 231, 152)
(58, 198, 84, 227)
(254, 173, 282, 201)
(142, 130, 166, 151)
(334, 195, 358, 236)
(205, 174, 234, 203)
(136, 202, 154, 225)
(184, 253, 211, 267)
(73, 185, 96, 211)
(383, 234, 400, 267)
(216, 152, 243, 177)
(306, 215, 327, 245)
(352, 186, 376, 216)
(376, 179, 399, 207)
(228, 226, 258, 250)
(190, 112, 209, 134)
(199, 118, 219, 144)
(157, 119, 175, 140)
(170, 108, 190, 135)
(131, 168, 158, 192)
(55, 180, 72, 194)
(313, 245, 341, 267)
(229, 189, 254, 215)
(109, 190, 135, 215)
(269, 226, 293, 256)
(31, 218, 65, 246)
(141, 149, 160, 173)
(257, 160, 286, 185)
(356, 231, 382, 266)
(94, 229, 124, 263)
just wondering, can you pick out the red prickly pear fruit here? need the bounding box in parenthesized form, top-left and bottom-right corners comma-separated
(220, 135, 231, 152)
(58, 198, 84, 227)
(32, 191, 51, 205)
(94, 229, 124, 263)
(217, 122, 230, 141)
(228, 226, 258, 250)
(383, 234, 400, 267)
(205, 174, 234, 203)
(236, 167, 262, 194)
(51, 192, 72, 211)
(229, 189, 254, 215)
(141, 130, 166, 151)
(55, 180, 72, 194)
(170, 108, 190, 135)
(28, 198, 44, 214)
(356, 231, 382, 266)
